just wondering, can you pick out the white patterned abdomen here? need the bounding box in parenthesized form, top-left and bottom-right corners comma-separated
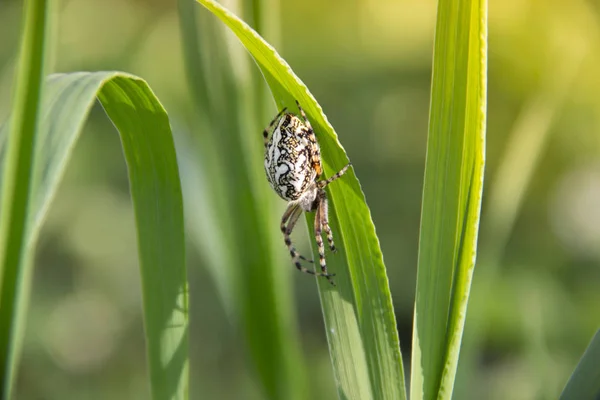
(265, 116, 316, 201)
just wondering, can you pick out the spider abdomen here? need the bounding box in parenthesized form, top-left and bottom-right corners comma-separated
(262, 101, 351, 285)
(264, 114, 318, 201)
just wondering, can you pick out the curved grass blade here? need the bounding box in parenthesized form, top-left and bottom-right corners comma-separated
(410, 1, 487, 400)
(560, 329, 600, 400)
(178, 4, 310, 399)
(0, 71, 188, 400)
(195, 1, 406, 399)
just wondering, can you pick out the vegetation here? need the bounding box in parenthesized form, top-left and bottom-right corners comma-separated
(0, 0, 598, 399)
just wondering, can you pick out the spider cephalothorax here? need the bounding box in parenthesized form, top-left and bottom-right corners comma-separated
(263, 100, 350, 285)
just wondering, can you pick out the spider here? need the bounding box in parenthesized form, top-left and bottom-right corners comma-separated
(263, 100, 351, 286)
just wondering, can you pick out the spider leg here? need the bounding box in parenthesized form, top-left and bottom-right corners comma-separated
(323, 222, 336, 253)
(318, 163, 352, 189)
(319, 195, 337, 253)
(295, 100, 310, 126)
(285, 205, 314, 263)
(314, 195, 336, 286)
(263, 107, 287, 149)
(281, 204, 316, 275)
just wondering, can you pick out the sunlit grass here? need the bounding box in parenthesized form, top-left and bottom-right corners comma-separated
(410, 1, 487, 399)
(0, 70, 189, 399)
(178, 0, 309, 398)
(195, 0, 408, 398)
(2, 0, 599, 399)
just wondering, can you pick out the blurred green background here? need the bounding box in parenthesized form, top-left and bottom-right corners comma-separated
(1, 0, 600, 398)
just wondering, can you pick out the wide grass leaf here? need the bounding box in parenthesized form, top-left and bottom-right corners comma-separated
(0, 72, 188, 400)
(560, 330, 600, 400)
(410, 1, 487, 400)
(195, 1, 406, 399)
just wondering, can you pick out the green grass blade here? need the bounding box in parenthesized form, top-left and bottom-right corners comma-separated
(179, 3, 310, 399)
(409, 1, 487, 400)
(454, 46, 586, 400)
(195, 1, 406, 399)
(0, 0, 49, 396)
(560, 330, 600, 400)
(0, 71, 188, 400)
